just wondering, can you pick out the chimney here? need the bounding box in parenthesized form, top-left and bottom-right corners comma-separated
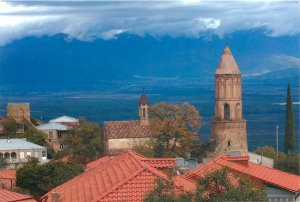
(7, 138, 11, 143)
(51, 192, 61, 202)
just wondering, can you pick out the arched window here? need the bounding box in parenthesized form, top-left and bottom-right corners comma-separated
(11, 152, 17, 160)
(0, 153, 3, 159)
(235, 103, 241, 120)
(224, 103, 230, 120)
(4, 153, 10, 159)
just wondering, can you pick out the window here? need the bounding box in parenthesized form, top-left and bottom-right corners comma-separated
(26, 152, 31, 157)
(42, 151, 46, 157)
(60, 144, 64, 150)
(227, 140, 231, 147)
(11, 152, 17, 160)
(20, 152, 24, 159)
(142, 108, 146, 118)
(57, 132, 62, 139)
(49, 131, 53, 138)
(224, 103, 230, 120)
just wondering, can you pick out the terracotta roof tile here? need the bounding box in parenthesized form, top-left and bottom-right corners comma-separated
(0, 188, 36, 202)
(104, 120, 153, 139)
(187, 155, 300, 193)
(43, 150, 194, 202)
(0, 170, 16, 179)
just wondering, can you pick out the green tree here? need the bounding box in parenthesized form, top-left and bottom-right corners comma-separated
(144, 177, 193, 202)
(149, 102, 202, 158)
(195, 168, 267, 202)
(254, 146, 281, 159)
(4, 117, 18, 138)
(63, 119, 104, 163)
(284, 83, 295, 154)
(274, 154, 299, 175)
(16, 160, 84, 197)
(16, 128, 46, 146)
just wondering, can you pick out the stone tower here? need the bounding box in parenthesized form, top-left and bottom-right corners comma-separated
(211, 44, 248, 156)
(138, 92, 149, 125)
(7, 103, 30, 123)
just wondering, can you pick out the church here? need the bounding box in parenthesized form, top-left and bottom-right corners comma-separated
(103, 93, 153, 155)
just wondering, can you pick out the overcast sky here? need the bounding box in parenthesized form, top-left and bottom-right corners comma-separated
(0, 1, 299, 46)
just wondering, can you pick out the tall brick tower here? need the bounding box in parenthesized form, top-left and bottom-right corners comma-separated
(211, 44, 248, 156)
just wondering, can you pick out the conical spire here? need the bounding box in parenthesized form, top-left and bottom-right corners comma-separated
(215, 44, 241, 75)
(138, 89, 149, 106)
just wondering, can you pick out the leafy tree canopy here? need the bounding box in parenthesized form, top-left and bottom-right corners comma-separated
(63, 118, 104, 163)
(16, 160, 84, 197)
(274, 154, 300, 175)
(3, 117, 18, 138)
(144, 168, 267, 202)
(144, 177, 193, 202)
(16, 128, 46, 146)
(149, 102, 202, 158)
(196, 168, 267, 202)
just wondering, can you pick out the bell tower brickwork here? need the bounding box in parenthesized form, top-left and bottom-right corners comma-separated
(138, 93, 149, 126)
(211, 44, 248, 156)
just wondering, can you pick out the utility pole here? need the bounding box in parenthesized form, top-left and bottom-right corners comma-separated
(276, 125, 279, 157)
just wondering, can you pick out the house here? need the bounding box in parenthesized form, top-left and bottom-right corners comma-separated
(0, 170, 16, 189)
(0, 188, 36, 202)
(41, 150, 195, 202)
(186, 155, 300, 202)
(0, 138, 47, 168)
(49, 116, 79, 127)
(103, 93, 154, 155)
(37, 123, 70, 151)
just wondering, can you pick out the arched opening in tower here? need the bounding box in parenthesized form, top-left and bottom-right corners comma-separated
(224, 103, 230, 120)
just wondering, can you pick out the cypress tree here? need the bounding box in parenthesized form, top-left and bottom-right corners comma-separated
(284, 83, 295, 154)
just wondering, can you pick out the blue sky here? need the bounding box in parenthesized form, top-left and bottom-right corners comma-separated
(0, 1, 299, 46)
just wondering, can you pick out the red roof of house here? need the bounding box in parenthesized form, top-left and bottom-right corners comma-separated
(187, 155, 300, 193)
(0, 188, 36, 202)
(42, 150, 195, 202)
(104, 120, 153, 139)
(0, 170, 16, 179)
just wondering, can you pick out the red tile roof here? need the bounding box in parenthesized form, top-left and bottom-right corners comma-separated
(42, 150, 194, 202)
(104, 120, 153, 139)
(0, 188, 36, 202)
(187, 155, 300, 193)
(0, 170, 16, 180)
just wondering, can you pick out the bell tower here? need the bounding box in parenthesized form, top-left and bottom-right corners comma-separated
(138, 90, 149, 126)
(211, 43, 248, 156)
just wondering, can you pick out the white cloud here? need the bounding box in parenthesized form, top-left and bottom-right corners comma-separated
(0, 1, 299, 46)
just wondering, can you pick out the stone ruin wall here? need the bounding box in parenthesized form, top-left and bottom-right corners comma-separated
(7, 103, 30, 122)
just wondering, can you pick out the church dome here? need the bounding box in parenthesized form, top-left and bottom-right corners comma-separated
(215, 45, 241, 75)
(139, 94, 149, 106)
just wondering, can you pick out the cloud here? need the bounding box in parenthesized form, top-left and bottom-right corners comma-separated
(0, 1, 299, 46)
